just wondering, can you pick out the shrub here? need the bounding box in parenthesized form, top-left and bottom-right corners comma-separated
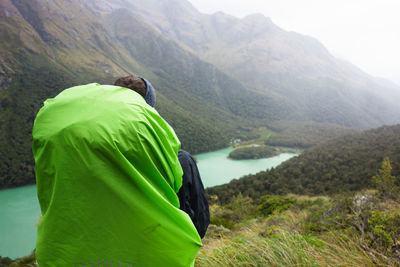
(367, 210, 400, 254)
(257, 195, 295, 216)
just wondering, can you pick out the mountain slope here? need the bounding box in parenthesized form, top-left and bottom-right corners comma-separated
(207, 124, 400, 204)
(0, 0, 274, 188)
(117, 0, 400, 127)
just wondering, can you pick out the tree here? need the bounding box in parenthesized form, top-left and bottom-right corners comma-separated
(372, 157, 399, 199)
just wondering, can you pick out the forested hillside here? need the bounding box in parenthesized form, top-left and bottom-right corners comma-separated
(0, 0, 269, 188)
(207, 124, 400, 204)
(265, 121, 358, 148)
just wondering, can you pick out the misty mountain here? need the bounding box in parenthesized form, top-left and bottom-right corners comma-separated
(116, 0, 400, 127)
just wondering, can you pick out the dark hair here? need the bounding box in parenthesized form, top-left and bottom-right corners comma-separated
(114, 74, 146, 98)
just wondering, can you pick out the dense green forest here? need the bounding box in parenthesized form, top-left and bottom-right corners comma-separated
(0, 56, 83, 188)
(265, 120, 357, 148)
(0, 53, 257, 188)
(228, 146, 277, 160)
(207, 125, 400, 204)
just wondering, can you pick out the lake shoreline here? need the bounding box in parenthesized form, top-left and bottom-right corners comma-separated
(0, 145, 302, 192)
(196, 148, 298, 188)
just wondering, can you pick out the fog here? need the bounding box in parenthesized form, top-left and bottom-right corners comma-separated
(187, 0, 400, 85)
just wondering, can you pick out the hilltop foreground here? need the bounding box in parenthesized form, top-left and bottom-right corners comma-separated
(3, 189, 400, 266)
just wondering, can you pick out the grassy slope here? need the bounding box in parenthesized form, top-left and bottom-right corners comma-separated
(195, 191, 400, 266)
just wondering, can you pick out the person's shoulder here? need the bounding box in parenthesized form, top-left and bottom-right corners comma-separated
(178, 149, 196, 164)
(178, 149, 190, 159)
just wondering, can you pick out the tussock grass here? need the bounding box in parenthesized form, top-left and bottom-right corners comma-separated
(196, 225, 395, 266)
(6, 193, 399, 266)
(197, 193, 399, 267)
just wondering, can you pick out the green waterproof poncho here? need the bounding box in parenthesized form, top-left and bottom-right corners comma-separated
(32, 83, 202, 267)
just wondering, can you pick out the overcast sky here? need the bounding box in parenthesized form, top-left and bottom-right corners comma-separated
(187, 0, 400, 85)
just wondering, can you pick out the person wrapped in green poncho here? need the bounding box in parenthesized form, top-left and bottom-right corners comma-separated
(32, 75, 202, 266)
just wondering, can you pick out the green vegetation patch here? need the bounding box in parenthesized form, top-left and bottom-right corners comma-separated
(257, 195, 295, 216)
(198, 191, 399, 266)
(265, 120, 357, 148)
(228, 146, 278, 160)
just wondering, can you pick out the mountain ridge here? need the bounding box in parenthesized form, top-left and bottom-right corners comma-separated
(118, 0, 400, 127)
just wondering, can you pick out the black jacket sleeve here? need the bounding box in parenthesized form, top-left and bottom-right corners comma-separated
(177, 149, 210, 238)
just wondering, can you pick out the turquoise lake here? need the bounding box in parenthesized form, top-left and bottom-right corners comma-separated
(0, 147, 297, 259)
(195, 147, 297, 187)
